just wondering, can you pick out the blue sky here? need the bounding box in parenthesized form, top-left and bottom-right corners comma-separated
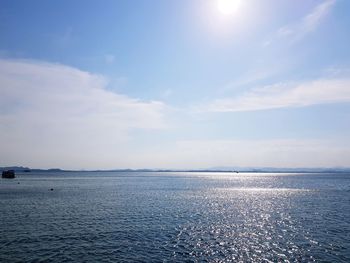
(1, 0, 350, 169)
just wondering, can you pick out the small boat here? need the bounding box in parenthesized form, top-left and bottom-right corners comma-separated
(2, 170, 16, 179)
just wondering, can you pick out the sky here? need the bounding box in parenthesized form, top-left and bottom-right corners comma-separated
(1, 0, 350, 169)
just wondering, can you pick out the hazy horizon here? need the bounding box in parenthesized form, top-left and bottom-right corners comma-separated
(1, 0, 350, 169)
(2, 165, 350, 172)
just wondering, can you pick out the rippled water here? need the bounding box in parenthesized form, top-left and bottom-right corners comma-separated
(1, 172, 349, 262)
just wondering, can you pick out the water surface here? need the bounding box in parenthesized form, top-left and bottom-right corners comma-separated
(1, 172, 349, 262)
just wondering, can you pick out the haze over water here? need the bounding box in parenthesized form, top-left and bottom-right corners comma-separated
(1, 172, 349, 262)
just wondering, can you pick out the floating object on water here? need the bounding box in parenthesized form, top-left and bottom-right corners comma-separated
(50, 188, 54, 191)
(2, 170, 15, 179)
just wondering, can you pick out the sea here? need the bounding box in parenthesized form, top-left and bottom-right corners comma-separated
(0, 172, 349, 262)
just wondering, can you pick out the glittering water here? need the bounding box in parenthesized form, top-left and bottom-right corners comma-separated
(0, 172, 349, 262)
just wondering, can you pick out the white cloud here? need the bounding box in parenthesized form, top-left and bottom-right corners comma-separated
(0, 59, 166, 169)
(266, 0, 335, 45)
(206, 78, 350, 112)
(1, 59, 348, 170)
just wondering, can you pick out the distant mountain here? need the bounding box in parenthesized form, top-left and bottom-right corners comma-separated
(207, 166, 350, 173)
(0, 166, 64, 173)
(1, 166, 350, 173)
(0, 166, 31, 172)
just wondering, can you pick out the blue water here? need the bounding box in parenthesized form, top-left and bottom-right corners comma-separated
(0, 172, 349, 262)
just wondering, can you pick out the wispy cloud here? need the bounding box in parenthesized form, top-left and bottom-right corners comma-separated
(219, 66, 287, 93)
(0, 59, 167, 169)
(205, 78, 350, 112)
(265, 0, 336, 45)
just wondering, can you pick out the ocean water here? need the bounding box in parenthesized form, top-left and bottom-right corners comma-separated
(0, 172, 349, 262)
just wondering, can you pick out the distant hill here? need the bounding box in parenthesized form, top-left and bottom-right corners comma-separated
(207, 166, 350, 173)
(0, 166, 64, 173)
(0, 166, 31, 172)
(1, 166, 350, 173)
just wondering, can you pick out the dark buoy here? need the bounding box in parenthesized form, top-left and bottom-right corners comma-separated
(50, 188, 54, 191)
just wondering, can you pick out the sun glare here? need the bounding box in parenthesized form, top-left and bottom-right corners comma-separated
(217, 0, 241, 15)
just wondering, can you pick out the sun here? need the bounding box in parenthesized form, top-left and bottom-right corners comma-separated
(217, 0, 241, 15)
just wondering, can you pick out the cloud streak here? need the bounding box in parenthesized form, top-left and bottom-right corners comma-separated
(206, 78, 350, 112)
(266, 0, 336, 45)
